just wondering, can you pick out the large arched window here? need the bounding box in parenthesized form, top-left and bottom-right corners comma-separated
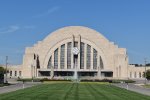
(67, 42, 72, 69)
(54, 48, 58, 69)
(93, 49, 97, 69)
(86, 44, 91, 69)
(48, 56, 52, 69)
(47, 41, 104, 70)
(80, 42, 84, 69)
(60, 44, 65, 69)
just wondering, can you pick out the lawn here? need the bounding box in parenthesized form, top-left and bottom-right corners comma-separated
(0, 82, 150, 100)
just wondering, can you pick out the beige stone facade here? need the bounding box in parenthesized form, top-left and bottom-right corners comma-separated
(5, 26, 150, 79)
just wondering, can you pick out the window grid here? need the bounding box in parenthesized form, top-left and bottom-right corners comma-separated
(60, 44, 65, 69)
(93, 49, 97, 69)
(86, 44, 91, 69)
(67, 42, 72, 69)
(10, 71, 12, 76)
(80, 42, 84, 69)
(54, 48, 58, 69)
(48, 56, 52, 69)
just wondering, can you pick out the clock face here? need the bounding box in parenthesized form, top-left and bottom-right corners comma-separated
(72, 47, 79, 55)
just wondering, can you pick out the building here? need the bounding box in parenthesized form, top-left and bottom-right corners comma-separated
(4, 26, 150, 80)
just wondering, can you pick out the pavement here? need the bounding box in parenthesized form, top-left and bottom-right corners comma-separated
(113, 83, 150, 96)
(0, 82, 41, 94)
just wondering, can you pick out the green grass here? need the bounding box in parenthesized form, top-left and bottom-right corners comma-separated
(0, 82, 150, 100)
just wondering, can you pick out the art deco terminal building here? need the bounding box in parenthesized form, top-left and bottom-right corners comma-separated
(6, 26, 149, 79)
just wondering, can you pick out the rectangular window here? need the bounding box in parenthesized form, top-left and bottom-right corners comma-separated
(54, 48, 58, 69)
(86, 44, 91, 69)
(80, 42, 84, 69)
(15, 71, 17, 76)
(10, 71, 12, 76)
(48, 56, 52, 69)
(93, 49, 97, 69)
(67, 42, 72, 69)
(60, 44, 65, 69)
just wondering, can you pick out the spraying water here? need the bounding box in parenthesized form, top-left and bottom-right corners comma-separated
(72, 47, 79, 82)
(73, 57, 78, 82)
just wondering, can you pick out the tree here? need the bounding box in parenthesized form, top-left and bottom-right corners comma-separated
(0, 67, 5, 83)
(143, 70, 150, 81)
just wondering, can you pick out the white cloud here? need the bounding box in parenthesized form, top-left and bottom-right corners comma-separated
(0, 25, 36, 34)
(0, 26, 20, 34)
(33, 6, 60, 18)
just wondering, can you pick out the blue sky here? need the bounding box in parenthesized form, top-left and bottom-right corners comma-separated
(0, 0, 150, 65)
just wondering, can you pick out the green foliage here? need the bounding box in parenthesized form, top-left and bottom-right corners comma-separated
(0, 67, 5, 73)
(0, 67, 5, 83)
(17, 78, 71, 82)
(111, 79, 135, 83)
(0, 83, 150, 100)
(143, 70, 150, 80)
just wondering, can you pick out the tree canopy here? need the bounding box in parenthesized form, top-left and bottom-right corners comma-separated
(0, 67, 5, 83)
(143, 70, 150, 80)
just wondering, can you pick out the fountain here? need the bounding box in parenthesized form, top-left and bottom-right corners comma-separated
(73, 63, 78, 82)
(72, 47, 79, 82)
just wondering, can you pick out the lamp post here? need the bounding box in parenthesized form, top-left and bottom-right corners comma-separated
(144, 58, 147, 84)
(5, 56, 8, 83)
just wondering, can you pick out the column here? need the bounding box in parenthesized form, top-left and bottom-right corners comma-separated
(97, 66, 101, 79)
(116, 67, 118, 78)
(97, 53, 100, 70)
(51, 52, 54, 78)
(97, 53, 101, 78)
(91, 47, 93, 70)
(71, 35, 74, 69)
(84, 44, 87, 70)
(58, 47, 60, 70)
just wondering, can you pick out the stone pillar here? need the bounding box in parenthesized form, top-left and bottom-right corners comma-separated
(97, 66, 101, 79)
(78, 35, 81, 70)
(50, 65, 54, 79)
(71, 35, 74, 69)
(84, 44, 87, 70)
(97, 53, 101, 79)
(97, 54, 100, 70)
(116, 67, 118, 78)
(91, 47, 93, 70)
(51, 52, 54, 78)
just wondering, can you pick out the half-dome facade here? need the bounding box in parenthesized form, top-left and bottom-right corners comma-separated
(21, 26, 128, 79)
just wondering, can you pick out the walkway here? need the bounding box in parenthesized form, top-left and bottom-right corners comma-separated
(0, 82, 41, 94)
(113, 83, 150, 96)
